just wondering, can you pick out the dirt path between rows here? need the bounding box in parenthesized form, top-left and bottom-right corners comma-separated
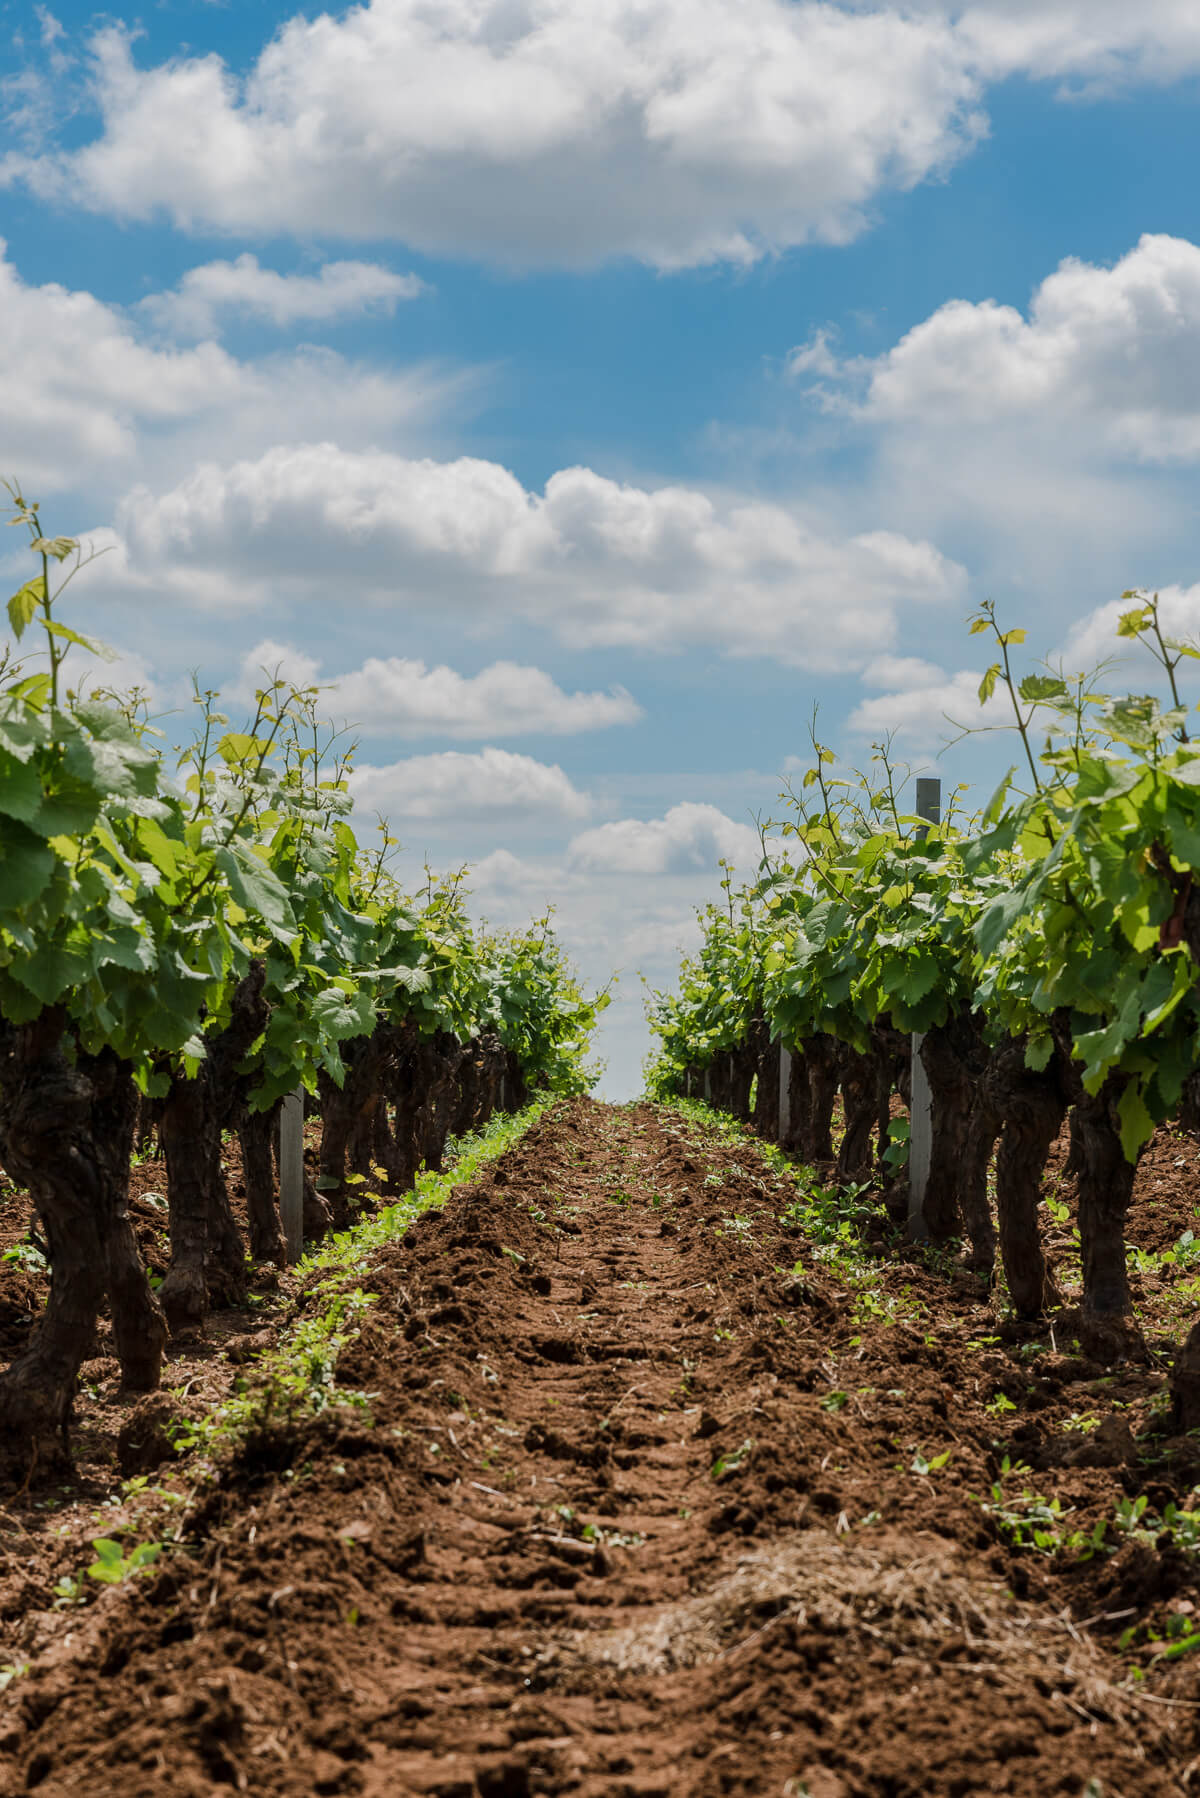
(1, 1100, 1196, 1797)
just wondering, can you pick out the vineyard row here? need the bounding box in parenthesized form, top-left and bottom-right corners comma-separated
(646, 596, 1200, 1407)
(0, 494, 606, 1483)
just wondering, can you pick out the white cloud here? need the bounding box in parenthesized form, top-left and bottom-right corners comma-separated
(238, 638, 642, 737)
(846, 600, 1200, 757)
(463, 822, 762, 1097)
(35, 7, 64, 51)
(919, 1, 1200, 87)
(780, 233, 1200, 627)
(9, 4, 1200, 273)
(861, 653, 948, 690)
(1057, 586, 1200, 673)
(568, 801, 763, 877)
(795, 235, 1200, 464)
(139, 255, 426, 340)
(2, 4, 985, 269)
(349, 746, 592, 823)
(848, 661, 1007, 749)
(0, 240, 470, 499)
(112, 445, 965, 666)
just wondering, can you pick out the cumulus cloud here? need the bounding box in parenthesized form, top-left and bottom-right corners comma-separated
(111, 445, 965, 666)
(9, 4, 1200, 271)
(1057, 586, 1200, 673)
(568, 801, 763, 876)
(464, 817, 766, 1096)
(848, 656, 1008, 749)
(139, 255, 427, 339)
(781, 232, 1200, 619)
(911, 1, 1200, 88)
(238, 639, 642, 737)
(348, 747, 592, 823)
(1, 3, 986, 268)
(0, 241, 470, 498)
(793, 234, 1200, 464)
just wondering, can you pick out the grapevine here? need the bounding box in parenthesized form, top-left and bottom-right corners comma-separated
(0, 493, 608, 1476)
(648, 595, 1200, 1376)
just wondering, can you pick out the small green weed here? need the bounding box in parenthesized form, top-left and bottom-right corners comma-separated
(87, 1537, 163, 1585)
(1, 1239, 47, 1274)
(710, 1438, 755, 1480)
(909, 1447, 952, 1476)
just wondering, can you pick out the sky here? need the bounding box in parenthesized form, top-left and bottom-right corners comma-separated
(2, 1, 1200, 1095)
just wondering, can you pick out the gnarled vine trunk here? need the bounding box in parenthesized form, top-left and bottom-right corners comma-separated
(318, 1022, 398, 1219)
(984, 1036, 1067, 1319)
(237, 1102, 286, 1267)
(1073, 1075, 1138, 1322)
(728, 1042, 756, 1123)
(835, 1045, 883, 1185)
(804, 1034, 840, 1163)
(874, 1026, 908, 1168)
(750, 1019, 780, 1142)
(391, 1031, 465, 1180)
(958, 1057, 1001, 1276)
(918, 1009, 996, 1258)
(0, 1016, 167, 1480)
(777, 1045, 805, 1153)
(1171, 1315, 1200, 1432)
(158, 963, 269, 1334)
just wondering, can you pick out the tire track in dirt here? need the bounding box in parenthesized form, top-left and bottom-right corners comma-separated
(0, 1100, 1187, 1797)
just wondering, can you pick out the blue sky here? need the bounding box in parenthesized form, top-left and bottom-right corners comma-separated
(2, 0, 1200, 1092)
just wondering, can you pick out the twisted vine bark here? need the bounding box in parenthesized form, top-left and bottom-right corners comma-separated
(875, 1026, 908, 1168)
(836, 1044, 883, 1185)
(392, 1031, 455, 1182)
(0, 1015, 167, 1479)
(749, 1019, 780, 1142)
(984, 1037, 1068, 1318)
(727, 1041, 756, 1123)
(1069, 1071, 1139, 1327)
(1047, 1011, 1145, 1358)
(236, 1101, 285, 1267)
(413, 1033, 466, 1173)
(958, 1051, 1001, 1276)
(158, 962, 269, 1334)
(453, 1033, 505, 1135)
(317, 1022, 398, 1219)
(917, 1009, 999, 1255)
(804, 1034, 841, 1163)
(707, 1053, 733, 1113)
(777, 1043, 809, 1154)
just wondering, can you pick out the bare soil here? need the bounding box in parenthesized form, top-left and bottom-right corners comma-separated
(3, 1100, 1200, 1796)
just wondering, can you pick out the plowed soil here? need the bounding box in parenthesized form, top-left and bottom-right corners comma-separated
(3, 1100, 1200, 1797)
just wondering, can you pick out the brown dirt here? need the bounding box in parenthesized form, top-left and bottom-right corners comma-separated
(2, 1100, 1198, 1797)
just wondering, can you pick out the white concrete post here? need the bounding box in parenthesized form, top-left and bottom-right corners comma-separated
(778, 1044, 792, 1145)
(279, 1086, 305, 1265)
(908, 777, 941, 1239)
